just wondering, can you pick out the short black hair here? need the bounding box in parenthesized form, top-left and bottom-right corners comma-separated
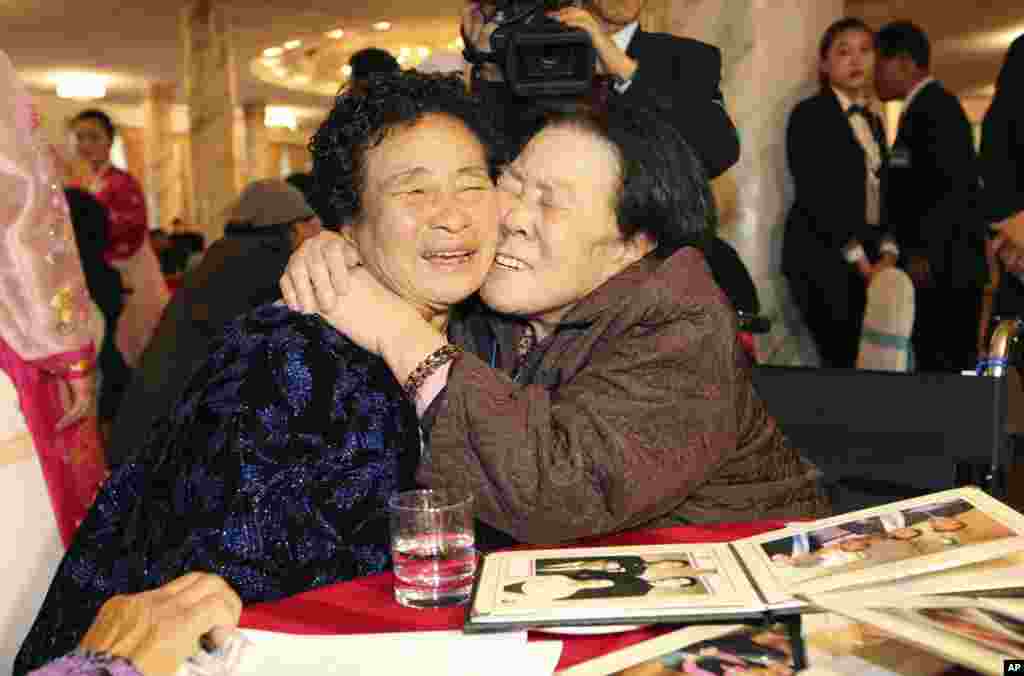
(820, 17, 875, 60)
(349, 48, 400, 81)
(285, 171, 337, 228)
(70, 109, 115, 139)
(310, 71, 498, 224)
(877, 20, 930, 69)
(540, 102, 714, 259)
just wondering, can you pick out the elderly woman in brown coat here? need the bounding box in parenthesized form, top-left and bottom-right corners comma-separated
(282, 101, 830, 546)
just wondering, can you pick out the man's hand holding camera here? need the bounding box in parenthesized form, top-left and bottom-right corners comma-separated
(462, 2, 501, 80)
(546, 5, 637, 82)
(461, 0, 638, 83)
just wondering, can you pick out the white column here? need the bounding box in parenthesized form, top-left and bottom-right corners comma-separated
(243, 102, 272, 183)
(181, 0, 243, 243)
(143, 81, 176, 230)
(658, 0, 844, 365)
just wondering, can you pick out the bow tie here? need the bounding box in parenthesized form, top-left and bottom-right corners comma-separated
(847, 104, 871, 119)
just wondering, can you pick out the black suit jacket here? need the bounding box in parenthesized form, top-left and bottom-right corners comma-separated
(617, 29, 740, 179)
(980, 39, 1024, 315)
(886, 81, 986, 289)
(782, 88, 889, 281)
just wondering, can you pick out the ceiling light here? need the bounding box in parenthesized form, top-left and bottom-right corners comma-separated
(55, 73, 107, 100)
(341, 65, 353, 77)
(265, 106, 298, 131)
(326, 29, 345, 39)
(284, 39, 302, 50)
(372, 21, 391, 31)
(263, 46, 284, 57)
(293, 74, 311, 84)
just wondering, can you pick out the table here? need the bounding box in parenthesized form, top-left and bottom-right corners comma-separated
(240, 520, 790, 671)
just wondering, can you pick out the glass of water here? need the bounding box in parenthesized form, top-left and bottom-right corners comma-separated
(388, 488, 476, 608)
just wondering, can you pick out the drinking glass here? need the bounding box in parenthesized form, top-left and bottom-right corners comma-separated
(388, 488, 476, 608)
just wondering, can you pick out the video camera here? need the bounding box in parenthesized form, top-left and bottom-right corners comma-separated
(463, 0, 596, 98)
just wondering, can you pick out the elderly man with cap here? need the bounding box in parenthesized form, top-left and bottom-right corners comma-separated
(104, 179, 322, 466)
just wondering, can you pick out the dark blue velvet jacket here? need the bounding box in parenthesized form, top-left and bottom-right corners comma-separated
(15, 304, 420, 674)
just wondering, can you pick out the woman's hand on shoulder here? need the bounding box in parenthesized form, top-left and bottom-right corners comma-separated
(281, 230, 360, 315)
(280, 229, 429, 358)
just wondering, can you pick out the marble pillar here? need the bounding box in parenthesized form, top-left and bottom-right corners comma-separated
(243, 103, 273, 183)
(653, 0, 844, 365)
(181, 0, 242, 243)
(142, 81, 177, 230)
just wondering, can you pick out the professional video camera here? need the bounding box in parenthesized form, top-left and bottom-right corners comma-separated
(463, 0, 596, 98)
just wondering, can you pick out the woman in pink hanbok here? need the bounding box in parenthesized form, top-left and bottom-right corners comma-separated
(69, 109, 169, 367)
(0, 51, 108, 671)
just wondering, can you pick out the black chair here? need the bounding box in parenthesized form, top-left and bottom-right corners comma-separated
(752, 366, 1009, 514)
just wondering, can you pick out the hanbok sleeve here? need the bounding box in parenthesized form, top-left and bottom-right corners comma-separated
(99, 169, 148, 262)
(0, 51, 95, 372)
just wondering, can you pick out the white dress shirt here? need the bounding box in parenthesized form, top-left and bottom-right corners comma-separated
(833, 87, 883, 228)
(610, 21, 640, 93)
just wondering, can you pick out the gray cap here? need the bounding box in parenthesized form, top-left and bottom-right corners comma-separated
(227, 179, 315, 229)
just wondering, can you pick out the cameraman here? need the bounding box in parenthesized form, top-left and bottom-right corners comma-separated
(462, 0, 740, 179)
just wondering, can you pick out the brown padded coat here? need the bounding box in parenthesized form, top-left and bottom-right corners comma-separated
(418, 247, 830, 544)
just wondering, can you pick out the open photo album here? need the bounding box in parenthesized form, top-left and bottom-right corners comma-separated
(464, 487, 1024, 633)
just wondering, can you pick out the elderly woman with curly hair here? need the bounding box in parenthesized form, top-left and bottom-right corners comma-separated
(15, 71, 500, 674)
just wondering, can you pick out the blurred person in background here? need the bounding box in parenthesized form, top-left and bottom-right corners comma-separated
(783, 18, 898, 369)
(875, 21, 986, 372)
(103, 179, 322, 467)
(980, 37, 1024, 333)
(69, 109, 169, 367)
(64, 188, 131, 427)
(459, 0, 740, 178)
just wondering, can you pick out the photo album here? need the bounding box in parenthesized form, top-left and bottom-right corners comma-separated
(464, 487, 1024, 635)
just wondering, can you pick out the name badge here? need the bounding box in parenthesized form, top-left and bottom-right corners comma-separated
(890, 146, 911, 169)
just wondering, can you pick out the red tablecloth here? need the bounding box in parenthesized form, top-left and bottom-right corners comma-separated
(240, 520, 789, 671)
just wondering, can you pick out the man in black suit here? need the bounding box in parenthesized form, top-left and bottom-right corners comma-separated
(463, 0, 740, 179)
(875, 21, 987, 373)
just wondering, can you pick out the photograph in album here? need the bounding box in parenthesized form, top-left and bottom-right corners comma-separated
(757, 497, 1014, 584)
(499, 551, 724, 605)
(731, 487, 1024, 605)
(469, 541, 769, 631)
(466, 487, 1024, 632)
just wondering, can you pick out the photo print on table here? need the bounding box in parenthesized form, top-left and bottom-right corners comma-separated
(759, 497, 1017, 585)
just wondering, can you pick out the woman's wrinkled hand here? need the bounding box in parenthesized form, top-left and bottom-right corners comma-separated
(280, 230, 425, 357)
(79, 572, 242, 676)
(280, 231, 361, 316)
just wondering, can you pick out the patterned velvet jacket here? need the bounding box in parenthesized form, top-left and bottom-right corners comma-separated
(16, 305, 420, 675)
(421, 247, 830, 545)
